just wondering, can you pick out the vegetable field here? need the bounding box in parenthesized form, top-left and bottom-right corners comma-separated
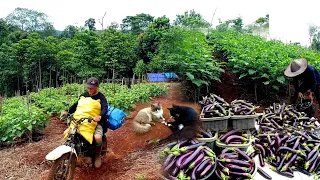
(207, 30, 320, 101)
(0, 83, 169, 143)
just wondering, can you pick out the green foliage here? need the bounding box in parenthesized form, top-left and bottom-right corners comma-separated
(60, 25, 78, 39)
(216, 17, 244, 33)
(207, 30, 320, 91)
(121, 13, 154, 34)
(137, 16, 170, 63)
(134, 60, 146, 77)
(100, 27, 139, 73)
(85, 18, 96, 31)
(0, 83, 168, 143)
(0, 96, 49, 142)
(5, 7, 55, 35)
(173, 9, 210, 29)
(151, 27, 224, 87)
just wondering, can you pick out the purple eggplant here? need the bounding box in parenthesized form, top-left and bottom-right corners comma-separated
(195, 157, 212, 174)
(180, 146, 204, 169)
(254, 143, 266, 157)
(280, 154, 297, 172)
(164, 156, 177, 173)
(308, 154, 320, 173)
(179, 142, 206, 153)
(292, 137, 301, 150)
(226, 164, 250, 172)
(190, 139, 199, 145)
(219, 153, 239, 159)
(199, 129, 213, 138)
(225, 135, 248, 144)
(217, 161, 230, 175)
(258, 153, 265, 167)
(199, 162, 214, 178)
(187, 151, 205, 170)
(228, 171, 253, 179)
(216, 169, 229, 180)
(277, 146, 306, 157)
(234, 148, 252, 161)
(171, 166, 179, 177)
(307, 144, 320, 160)
(257, 167, 272, 180)
(221, 148, 234, 154)
(164, 154, 175, 167)
(203, 148, 215, 157)
(220, 130, 242, 142)
(191, 159, 204, 180)
(218, 158, 252, 167)
(175, 151, 193, 168)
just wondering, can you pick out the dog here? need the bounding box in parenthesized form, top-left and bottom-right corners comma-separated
(133, 102, 165, 134)
(154, 104, 202, 145)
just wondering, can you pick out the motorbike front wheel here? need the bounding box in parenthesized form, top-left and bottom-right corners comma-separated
(47, 153, 76, 180)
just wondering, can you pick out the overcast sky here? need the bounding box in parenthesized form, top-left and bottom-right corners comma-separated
(1, 0, 320, 46)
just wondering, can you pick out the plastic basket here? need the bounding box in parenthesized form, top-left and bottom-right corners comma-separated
(159, 155, 217, 180)
(196, 131, 218, 150)
(200, 108, 230, 131)
(215, 130, 252, 153)
(215, 159, 258, 180)
(229, 114, 258, 130)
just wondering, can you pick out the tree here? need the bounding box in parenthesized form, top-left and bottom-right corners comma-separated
(216, 17, 243, 33)
(5, 7, 54, 33)
(309, 24, 318, 46)
(173, 9, 210, 29)
(100, 27, 139, 77)
(137, 16, 170, 63)
(0, 19, 10, 45)
(108, 22, 120, 30)
(60, 25, 77, 39)
(133, 60, 146, 80)
(121, 13, 154, 34)
(85, 18, 96, 30)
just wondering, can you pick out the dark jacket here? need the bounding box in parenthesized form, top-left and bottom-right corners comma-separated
(293, 65, 320, 94)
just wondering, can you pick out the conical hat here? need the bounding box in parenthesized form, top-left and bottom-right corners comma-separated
(284, 58, 308, 77)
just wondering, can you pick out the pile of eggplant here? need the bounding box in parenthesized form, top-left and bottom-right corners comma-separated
(216, 147, 256, 179)
(259, 103, 320, 133)
(250, 131, 320, 178)
(230, 99, 257, 116)
(199, 94, 230, 118)
(160, 139, 217, 180)
(216, 129, 251, 145)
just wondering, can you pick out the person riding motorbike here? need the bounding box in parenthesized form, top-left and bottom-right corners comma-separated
(284, 58, 320, 112)
(61, 77, 108, 168)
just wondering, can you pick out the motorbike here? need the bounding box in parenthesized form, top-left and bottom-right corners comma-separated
(45, 101, 107, 180)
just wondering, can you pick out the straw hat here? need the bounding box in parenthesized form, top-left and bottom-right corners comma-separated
(284, 58, 308, 77)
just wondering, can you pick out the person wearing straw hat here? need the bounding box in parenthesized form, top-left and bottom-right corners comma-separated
(284, 58, 320, 106)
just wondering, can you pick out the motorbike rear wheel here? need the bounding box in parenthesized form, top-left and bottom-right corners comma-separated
(47, 153, 76, 180)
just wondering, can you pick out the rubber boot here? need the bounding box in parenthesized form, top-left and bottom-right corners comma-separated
(94, 144, 103, 168)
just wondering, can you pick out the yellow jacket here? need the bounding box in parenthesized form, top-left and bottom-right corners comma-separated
(65, 96, 101, 144)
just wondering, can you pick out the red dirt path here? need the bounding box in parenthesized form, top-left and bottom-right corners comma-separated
(0, 83, 201, 180)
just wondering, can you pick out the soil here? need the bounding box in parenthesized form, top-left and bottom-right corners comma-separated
(0, 83, 201, 180)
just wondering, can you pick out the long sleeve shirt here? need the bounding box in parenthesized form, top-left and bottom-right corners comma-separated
(66, 91, 108, 125)
(293, 65, 320, 94)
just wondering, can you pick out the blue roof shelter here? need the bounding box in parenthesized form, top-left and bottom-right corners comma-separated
(147, 73, 168, 82)
(164, 72, 179, 79)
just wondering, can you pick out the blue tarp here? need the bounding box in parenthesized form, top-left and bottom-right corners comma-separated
(147, 73, 168, 82)
(164, 72, 179, 79)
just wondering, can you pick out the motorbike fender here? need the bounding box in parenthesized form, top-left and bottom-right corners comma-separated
(45, 145, 78, 161)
